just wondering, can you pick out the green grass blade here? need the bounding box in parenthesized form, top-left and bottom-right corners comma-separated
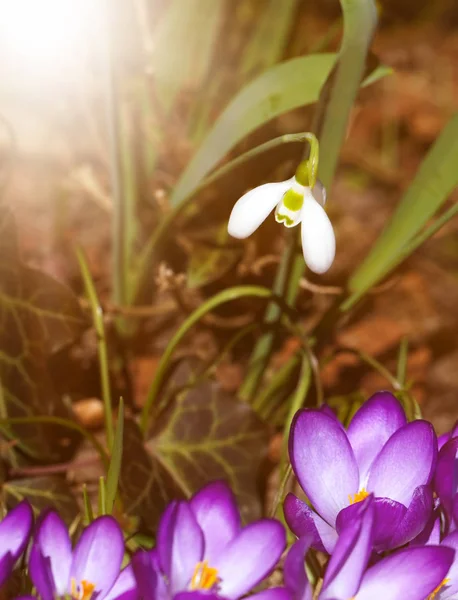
(240, 0, 298, 76)
(98, 476, 107, 516)
(396, 337, 409, 387)
(76, 248, 114, 449)
(105, 398, 124, 515)
(346, 112, 458, 308)
(318, 0, 377, 188)
(151, 0, 224, 114)
(82, 484, 94, 525)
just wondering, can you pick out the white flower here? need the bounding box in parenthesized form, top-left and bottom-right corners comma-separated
(228, 174, 335, 274)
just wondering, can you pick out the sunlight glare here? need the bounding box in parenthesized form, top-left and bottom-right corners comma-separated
(0, 0, 103, 80)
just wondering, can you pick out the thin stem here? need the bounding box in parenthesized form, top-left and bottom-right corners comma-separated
(77, 248, 114, 449)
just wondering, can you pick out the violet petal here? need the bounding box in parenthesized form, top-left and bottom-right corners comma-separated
(104, 565, 138, 600)
(388, 485, 433, 549)
(215, 519, 286, 600)
(289, 410, 358, 526)
(283, 537, 313, 600)
(321, 497, 374, 600)
(356, 546, 454, 600)
(0, 500, 33, 562)
(283, 494, 326, 552)
(30, 511, 72, 596)
(190, 481, 240, 563)
(347, 392, 406, 486)
(169, 502, 204, 595)
(367, 420, 436, 506)
(70, 516, 124, 598)
(157, 501, 179, 578)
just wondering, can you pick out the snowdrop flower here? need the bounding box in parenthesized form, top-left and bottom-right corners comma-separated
(228, 140, 335, 274)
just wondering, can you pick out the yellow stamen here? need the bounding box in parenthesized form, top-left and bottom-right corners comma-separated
(70, 577, 96, 600)
(190, 561, 219, 591)
(427, 578, 450, 600)
(348, 488, 369, 505)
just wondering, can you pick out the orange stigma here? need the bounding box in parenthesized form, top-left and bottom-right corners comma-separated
(190, 561, 219, 591)
(71, 578, 96, 600)
(348, 488, 369, 505)
(427, 578, 450, 600)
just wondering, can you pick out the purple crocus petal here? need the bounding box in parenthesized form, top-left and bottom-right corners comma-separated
(250, 588, 292, 600)
(336, 497, 406, 552)
(30, 511, 72, 596)
(387, 485, 433, 549)
(29, 543, 56, 600)
(174, 592, 222, 600)
(70, 516, 124, 598)
(283, 494, 326, 552)
(169, 502, 204, 595)
(131, 551, 156, 600)
(284, 537, 313, 600)
(0, 553, 14, 590)
(312, 511, 338, 554)
(104, 565, 138, 600)
(356, 546, 455, 600)
(321, 497, 374, 600)
(435, 438, 458, 523)
(215, 519, 286, 600)
(157, 501, 179, 577)
(411, 512, 441, 546)
(367, 420, 436, 506)
(441, 530, 458, 598)
(190, 481, 240, 563)
(0, 500, 33, 563)
(347, 392, 406, 486)
(289, 410, 359, 526)
(439, 433, 451, 451)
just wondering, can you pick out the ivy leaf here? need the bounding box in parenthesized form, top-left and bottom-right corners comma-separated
(120, 382, 269, 532)
(0, 209, 87, 461)
(3, 475, 79, 524)
(119, 419, 186, 531)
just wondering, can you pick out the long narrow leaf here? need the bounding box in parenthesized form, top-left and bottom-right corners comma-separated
(105, 398, 124, 514)
(346, 112, 458, 308)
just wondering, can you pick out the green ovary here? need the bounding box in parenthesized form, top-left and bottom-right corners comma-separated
(282, 189, 304, 211)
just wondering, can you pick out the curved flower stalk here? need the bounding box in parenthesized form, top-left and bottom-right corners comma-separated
(0, 501, 33, 587)
(19, 511, 137, 600)
(284, 496, 454, 600)
(285, 392, 437, 553)
(227, 135, 335, 274)
(132, 481, 288, 600)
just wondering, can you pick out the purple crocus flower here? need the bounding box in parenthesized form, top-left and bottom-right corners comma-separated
(285, 391, 437, 552)
(132, 481, 288, 600)
(23, 510, 137, 600)
(438, 422, 458, 451)
(284, 495, 454, 600)
(0, 501, 33, 586)
(435, 434, 458, 534)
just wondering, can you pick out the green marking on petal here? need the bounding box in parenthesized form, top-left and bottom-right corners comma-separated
(275, 213, 294, 226)
(282, 189, 304, 211)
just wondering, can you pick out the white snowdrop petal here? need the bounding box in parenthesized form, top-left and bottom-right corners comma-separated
(300, 191, 336, 274)
(228, 179, 293, 239)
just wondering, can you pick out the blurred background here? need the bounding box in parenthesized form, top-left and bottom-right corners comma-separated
(1, 0, 458, 432)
